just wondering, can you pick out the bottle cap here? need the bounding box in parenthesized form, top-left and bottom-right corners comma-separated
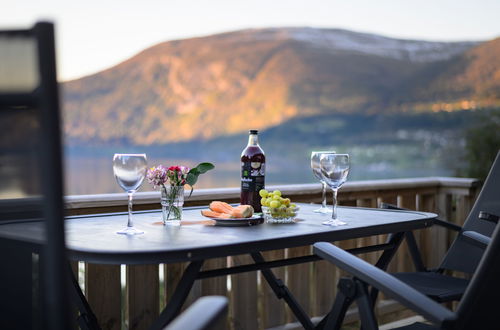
(249, 129, 259, 134)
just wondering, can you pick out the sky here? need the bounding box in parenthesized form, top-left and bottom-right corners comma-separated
(3, 0, 500, 81)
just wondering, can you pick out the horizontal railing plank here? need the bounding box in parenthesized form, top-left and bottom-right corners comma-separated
(64, 177, 479, 214)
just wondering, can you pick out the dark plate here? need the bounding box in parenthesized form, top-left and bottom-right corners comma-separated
(212, 215, 264, 227)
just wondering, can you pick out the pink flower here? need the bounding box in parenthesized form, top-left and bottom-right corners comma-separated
(147, 165, 168, 189)
(165, 165, 191, 186)
(179, 166, 190, 175)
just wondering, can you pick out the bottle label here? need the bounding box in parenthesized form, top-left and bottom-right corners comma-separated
(241, 161, 265, 192)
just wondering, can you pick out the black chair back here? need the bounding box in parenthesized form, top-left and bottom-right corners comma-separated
(454, 220, 500, 329)
(0, 22, 71, 329)
(440, 151, 500, 274)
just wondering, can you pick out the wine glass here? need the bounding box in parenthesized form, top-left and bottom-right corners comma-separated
(113, 154, 147, 235)
(320, 153, 349, 226)
(311, 151, 335, 213)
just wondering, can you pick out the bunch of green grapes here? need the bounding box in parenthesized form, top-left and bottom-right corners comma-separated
(259, 189, 298, 219)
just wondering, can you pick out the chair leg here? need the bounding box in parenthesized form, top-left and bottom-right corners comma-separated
(404, 231, 426, 272)
(319, 277, 379, 330)
(374, 232, 405, 271)
(318, 278, 356, 330)
(251, 252, 315, 330)
(319, 232, 407, 329)
(356, 281, 378, 330)
(369, 232, 406, 307)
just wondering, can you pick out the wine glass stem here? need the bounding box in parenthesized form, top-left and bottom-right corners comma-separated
(321, 182, 327, 209)
(127, 192, 134, 228)
(332, 188, 338, 220)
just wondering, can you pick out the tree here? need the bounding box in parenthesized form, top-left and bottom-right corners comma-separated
(463, 110, 500, 181)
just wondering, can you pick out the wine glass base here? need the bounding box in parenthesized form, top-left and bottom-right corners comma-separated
(322, 219, 347, 226)
(117, 227, 144, 235)
(313, 206, 333, 214)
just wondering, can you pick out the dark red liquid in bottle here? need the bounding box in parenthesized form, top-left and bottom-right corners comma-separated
(240, 131, 265, 212)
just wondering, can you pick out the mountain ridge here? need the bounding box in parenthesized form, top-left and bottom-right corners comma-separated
(207, 27, 479, 62)
(62, 27, 499, 146)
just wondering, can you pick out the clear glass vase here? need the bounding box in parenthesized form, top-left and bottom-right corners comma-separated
(161, 185, 184, 226)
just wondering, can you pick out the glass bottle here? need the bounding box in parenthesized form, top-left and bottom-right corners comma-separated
(240, 130, 265, 212)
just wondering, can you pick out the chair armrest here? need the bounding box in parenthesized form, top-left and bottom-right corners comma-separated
(163, 296, 228, 330)
(379, 203, 461, 231)
(462, 231, 491, 249)
(313, 242, 456, 327)
(479, 211, 500, 224)
(433, 219, 462, 231)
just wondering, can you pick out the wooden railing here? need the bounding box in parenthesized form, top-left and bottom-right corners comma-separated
(65, 177, 480, 330)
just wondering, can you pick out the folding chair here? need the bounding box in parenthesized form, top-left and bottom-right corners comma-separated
(314, 214, 500, 329)
(0, 22, 71, 329)
(379, 151, 500, 303)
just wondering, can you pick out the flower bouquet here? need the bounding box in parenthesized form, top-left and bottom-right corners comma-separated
(147, 163, 214, 225)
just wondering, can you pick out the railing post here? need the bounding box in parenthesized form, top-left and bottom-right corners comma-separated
(85, 264, 121, 330)
(127, 265, 159, 330)
(261, 250, 287, 328)
(285, 246, 313, 323)
(417, 193, 440, 268)
(396, 193, 418, 272)
(164, 263, 202, 312)
(229, 255, 259, 329)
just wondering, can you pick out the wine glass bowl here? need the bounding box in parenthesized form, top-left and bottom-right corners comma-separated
(311, 151, 335, 214)
(113, 153, 147, 235)
(319, 153, 349, 226)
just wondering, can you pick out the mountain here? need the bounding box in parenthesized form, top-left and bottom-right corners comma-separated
(62, 27, 498, 146)
(407, 37, 500, 108)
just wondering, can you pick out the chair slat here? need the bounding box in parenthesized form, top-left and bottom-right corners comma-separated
(0, 241, 33, 329)
(0, 93, 37, 106)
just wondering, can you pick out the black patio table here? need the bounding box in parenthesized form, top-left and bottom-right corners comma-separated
(0, 203, 436, 329)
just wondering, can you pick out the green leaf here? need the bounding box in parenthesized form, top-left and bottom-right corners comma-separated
(195, 162, 215, 174)
(188, 167, 200, 175)
(185, 163, 214, 187)
(186, 172, 198, 186)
